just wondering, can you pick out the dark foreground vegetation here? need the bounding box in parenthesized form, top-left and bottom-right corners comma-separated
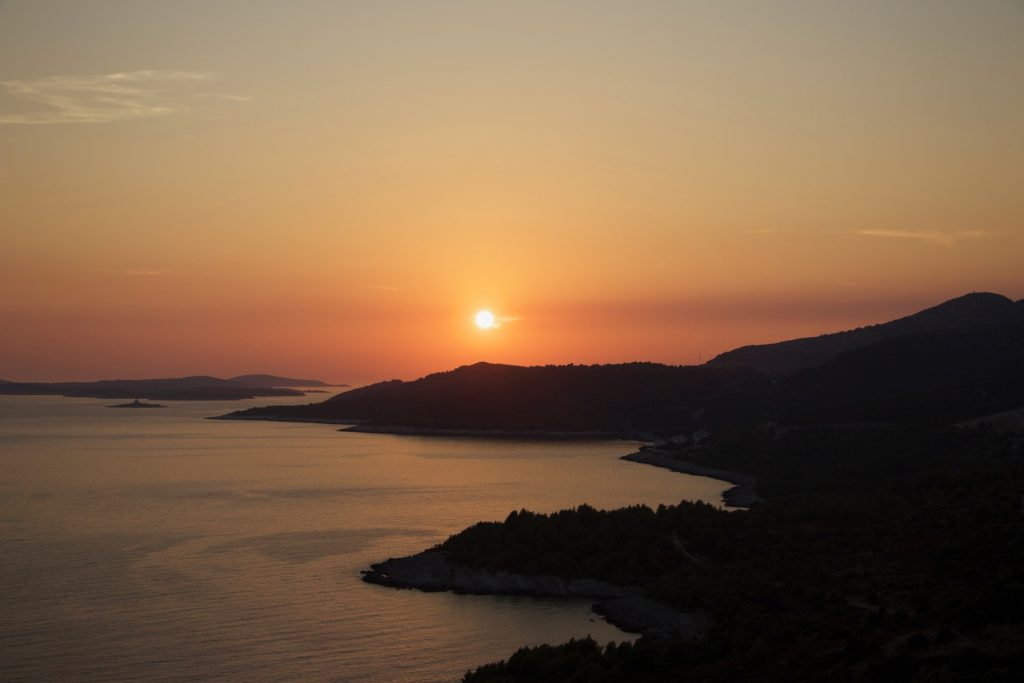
(456, 424, 1024, 681)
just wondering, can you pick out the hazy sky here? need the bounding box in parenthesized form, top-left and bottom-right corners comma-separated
(1, 1, 1022, 383)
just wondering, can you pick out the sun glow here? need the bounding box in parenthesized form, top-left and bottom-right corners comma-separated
(475, 310, 496, 329)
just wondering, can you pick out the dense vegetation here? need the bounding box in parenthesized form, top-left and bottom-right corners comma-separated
(455, 424, 1024, 681)
(786, 321, 1024, 424)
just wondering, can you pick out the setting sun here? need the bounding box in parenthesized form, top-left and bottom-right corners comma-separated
(475, 310, 496, 329)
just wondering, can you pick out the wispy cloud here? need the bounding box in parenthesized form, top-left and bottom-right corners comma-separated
(0, 71, 244, 125)
(855, 229, 1000, 248)
(99, 267, 170, 277)
(491, 315, 521, 329)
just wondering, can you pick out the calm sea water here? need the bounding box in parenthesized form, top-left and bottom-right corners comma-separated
(0, 394, 728, 682)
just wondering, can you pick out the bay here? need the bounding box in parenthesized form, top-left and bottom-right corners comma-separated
(0, 394, 727, 682)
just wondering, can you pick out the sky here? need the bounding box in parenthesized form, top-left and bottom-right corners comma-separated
(1, 0, 1022, 384)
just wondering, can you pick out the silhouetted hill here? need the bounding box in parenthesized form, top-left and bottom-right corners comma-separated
(708, 292, 1020, 374)
(784, 318, 1024, 423)
(227, 362, 777, 436)
(225, 292, 1024, 433)
(228, 374, 343, 388)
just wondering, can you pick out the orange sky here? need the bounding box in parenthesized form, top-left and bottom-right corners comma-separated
(1, 1, 1022, 383)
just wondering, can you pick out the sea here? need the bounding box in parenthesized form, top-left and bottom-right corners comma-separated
(0, 393, 728, 682)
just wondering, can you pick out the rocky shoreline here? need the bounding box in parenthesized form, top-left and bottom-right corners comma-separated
(594, 597, 708, 638)
(362, 549, 705, 638)
(622, 448, 761, 508)
(363, 549, 634, 599)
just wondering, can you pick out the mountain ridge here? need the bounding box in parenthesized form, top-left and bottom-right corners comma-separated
(224, 292, 1024, 433)
(228, 374, 345, 388)
(228, 361, 775, 435)
(707, 292, 1020, 374)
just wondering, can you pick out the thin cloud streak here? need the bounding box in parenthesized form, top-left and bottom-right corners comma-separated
(0, 71, 242, 124)
(490, 315, 521, 329)
(855, 229, 1000, 248)
(98, 267, 170, 277)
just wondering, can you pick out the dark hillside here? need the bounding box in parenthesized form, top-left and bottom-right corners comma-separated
(228, 362, 777, 436)
(708, 292, 1019, 374)
(783, 320, 1024, 424)
(225, 292, 1024, 434)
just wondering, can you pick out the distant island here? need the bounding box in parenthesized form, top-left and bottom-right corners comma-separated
(0, 374, 347, 401)
(222, 293, 1024, 434)
(226, 374, 346, 388)
(107, 399, 165, 409)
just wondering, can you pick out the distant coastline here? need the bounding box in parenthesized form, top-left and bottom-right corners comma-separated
(215, 415, 750, 500)
(340, 424, 643, 441)
(210, 414, 357, 425)
(621, 448, 761, 508)
(0, 374, 339, 402)
(216, 412, 751, 503)
(214, 412, 647, 440)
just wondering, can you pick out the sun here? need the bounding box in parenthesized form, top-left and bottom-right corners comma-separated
(475, 310, 496, 329)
